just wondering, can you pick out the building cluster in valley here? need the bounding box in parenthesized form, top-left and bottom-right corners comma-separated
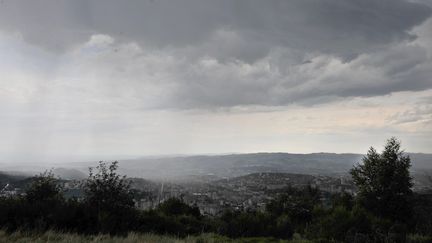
(133, 173, 357, 216)
(0, 183, 22, 197)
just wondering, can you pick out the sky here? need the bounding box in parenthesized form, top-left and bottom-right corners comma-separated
(0, 0, 432, 163)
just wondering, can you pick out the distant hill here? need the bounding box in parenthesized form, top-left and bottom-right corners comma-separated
(52, 168, 87, 180)
(2, 152, 431, 182)
(109, 152, 432, 180)
(0, 172, 30, 188)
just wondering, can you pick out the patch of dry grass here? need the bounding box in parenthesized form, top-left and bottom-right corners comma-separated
(0, 231, 234, 243)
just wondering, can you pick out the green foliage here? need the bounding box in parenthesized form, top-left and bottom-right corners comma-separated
(330, 192, 353, 210)
(137, 199, 208, 236)
(266, 186, 320, 231)
(407, 234, 432, 243)
(82, 161, 138, 234)
(210, 187, 320, 239)
(25, 170, 63, 203)
(84, 161, 134, 211)
(318, 206, 354, 241)
(412, 194, 432, 234)
(217, 209, 293, 239)
(350, 137, 413, 222)
(156, 198, 201, 218)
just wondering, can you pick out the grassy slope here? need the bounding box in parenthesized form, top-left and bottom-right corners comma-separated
(0, 231, 315, 243)
(2, 231, 432, 243)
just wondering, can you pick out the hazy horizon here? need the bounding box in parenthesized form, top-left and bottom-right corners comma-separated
(1, 149, 432, 167)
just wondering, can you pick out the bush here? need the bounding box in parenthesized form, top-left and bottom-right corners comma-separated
(156, 198, 201, 218)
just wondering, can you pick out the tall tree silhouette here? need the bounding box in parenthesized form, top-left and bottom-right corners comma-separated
(350, 137, 413, 222)
(83, 161, 135, 233)
(83, 161, 134, 210)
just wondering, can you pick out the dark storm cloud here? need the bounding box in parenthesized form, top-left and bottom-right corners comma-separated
(0, 0, 431, 109)
(0, 0, 430, 59)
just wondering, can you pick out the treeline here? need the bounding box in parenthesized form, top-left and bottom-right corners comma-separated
(1, 138, 432, 242)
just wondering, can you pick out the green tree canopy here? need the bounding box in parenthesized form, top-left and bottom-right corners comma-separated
(350, 137, 413, 222)
(83, 161, 136, 234)
(156, 198, 201, 218)
(83, 161, 134, 211)
(25, 170, 63, 203)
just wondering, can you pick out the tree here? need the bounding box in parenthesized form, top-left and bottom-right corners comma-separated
(19, 171, 66, 231)
(25, 170, 63, 203)
(350, 137, 413, 222)
(156, 198, 201, 218)
(83, 161, 134, 210)
(266, 186, 320, 228)
(83, 161, 136, 234)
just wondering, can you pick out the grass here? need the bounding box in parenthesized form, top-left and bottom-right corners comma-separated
(407, 234, 432, 243)
(2, 231, 191, 243)
(2, 230, 432, 243)
(3, 231, 431, 243)
(0, 231, 314, 243)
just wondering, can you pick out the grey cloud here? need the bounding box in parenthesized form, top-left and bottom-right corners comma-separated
(26, 33, 429, 110)
(0, 0, 430, 60)
(165, 42, 432, 108)
(1, 0, 432, 110)
(389, 104, 432, 125)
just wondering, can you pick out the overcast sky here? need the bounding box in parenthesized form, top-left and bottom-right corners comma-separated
(0, 0, 432, 163)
